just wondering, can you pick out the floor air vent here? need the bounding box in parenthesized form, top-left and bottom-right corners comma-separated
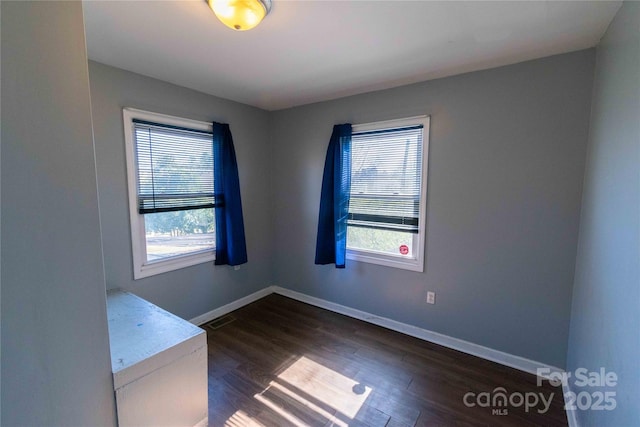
(203, 315, 236, 331)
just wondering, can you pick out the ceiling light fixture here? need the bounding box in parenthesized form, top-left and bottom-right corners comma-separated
(207, 0, 272, 31)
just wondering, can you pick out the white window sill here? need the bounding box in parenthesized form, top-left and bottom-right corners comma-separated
(346, 249, 424, 272)
(134, 251, 215, 279)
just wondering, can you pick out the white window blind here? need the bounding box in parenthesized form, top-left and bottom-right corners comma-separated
(348, 125, 424, 233)
(133, 119, 214, 214)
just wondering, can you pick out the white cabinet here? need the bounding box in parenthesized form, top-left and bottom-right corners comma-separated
(106, 290, 208, 427)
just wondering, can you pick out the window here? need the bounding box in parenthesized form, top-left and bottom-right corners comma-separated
(346, 116, 430, 272)
(123, 108, 216, 279)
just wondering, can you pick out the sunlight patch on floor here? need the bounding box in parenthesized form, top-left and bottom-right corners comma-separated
(254, 392, 310, 426)
(276, 356, 372, 419)
(228, 356, 373, 426)
(225, 410, 265, 427)
(265, 381, 348, 427)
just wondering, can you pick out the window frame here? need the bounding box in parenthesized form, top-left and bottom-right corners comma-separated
(123, 108, 216, 279)
(346, 115, 430, 272)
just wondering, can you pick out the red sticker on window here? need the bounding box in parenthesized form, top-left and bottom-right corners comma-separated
(399, 244, 409, 255)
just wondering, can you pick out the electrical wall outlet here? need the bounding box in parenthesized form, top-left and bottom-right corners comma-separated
(426, 291, 436, 304)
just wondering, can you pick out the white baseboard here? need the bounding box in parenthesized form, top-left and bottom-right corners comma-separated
(189, 286, 275, 326)
(271, 286, 564, 378)
(190, 285, 572, 423)
(189, 284, 566, 385)
(563, 381, 579, 427)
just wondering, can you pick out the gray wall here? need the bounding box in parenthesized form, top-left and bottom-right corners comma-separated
(567, 2, 640, 426)
(271, 50, 595, 368)
(1, 2, 632, 425)
(1, 3, 116, 426)
(88, 61, 273, 320)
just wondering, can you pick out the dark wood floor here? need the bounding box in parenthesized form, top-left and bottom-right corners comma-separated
(205, 294, 567, 427)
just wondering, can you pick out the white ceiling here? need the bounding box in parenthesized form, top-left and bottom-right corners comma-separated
(83, 1, 620, 111)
